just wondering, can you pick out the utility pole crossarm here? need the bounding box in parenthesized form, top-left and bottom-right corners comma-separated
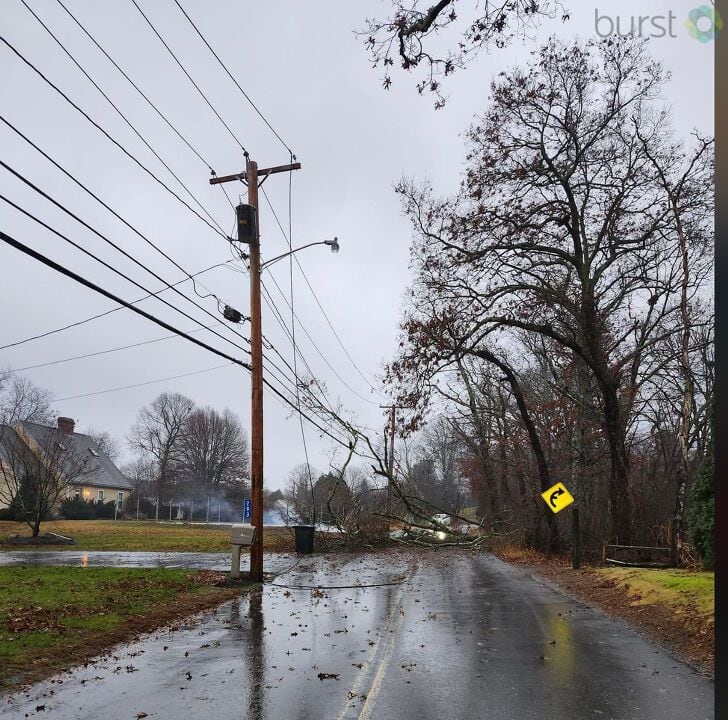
(209, 172, 245, 185)
(209, 162, 301, 186)
(257, 161, 301, 178)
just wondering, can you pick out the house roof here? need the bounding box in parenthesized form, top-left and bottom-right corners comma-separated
(0, 425, 20, 466)
(16, 422, 133, 491)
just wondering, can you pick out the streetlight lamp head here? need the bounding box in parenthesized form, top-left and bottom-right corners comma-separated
(325, 237, 340, 254)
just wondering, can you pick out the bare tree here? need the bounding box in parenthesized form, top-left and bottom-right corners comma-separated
(0, 423, 91, 537)
(0, 372, 53, 426)
(127, 392, 194, 503)
(284, 463, 320, 524)
(359, 0, 568, 106)
(635, 129, 714, 564)
(178, 406, 250, 502)
(0, 375, 76, 536)
(120, 456, 157, 496)
(85, 428, 121, 464)
(389, 37, 713, 543)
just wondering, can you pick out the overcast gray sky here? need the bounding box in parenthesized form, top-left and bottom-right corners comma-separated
(0, 0, 714, 491)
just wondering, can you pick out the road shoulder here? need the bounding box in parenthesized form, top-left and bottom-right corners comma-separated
(495, 555, 714, 677)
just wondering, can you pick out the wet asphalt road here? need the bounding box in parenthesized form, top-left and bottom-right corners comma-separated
(0, 550, 713, 720)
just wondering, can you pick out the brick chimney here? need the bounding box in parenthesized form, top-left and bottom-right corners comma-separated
(57, 417, 75, 434)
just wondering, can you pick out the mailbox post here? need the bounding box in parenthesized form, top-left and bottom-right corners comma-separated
(230, 524, 255, 579)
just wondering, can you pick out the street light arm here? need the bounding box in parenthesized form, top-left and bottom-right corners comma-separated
(261, 238, 339, 269)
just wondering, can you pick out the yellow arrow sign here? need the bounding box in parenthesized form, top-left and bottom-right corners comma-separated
(541, 482, 575, 513)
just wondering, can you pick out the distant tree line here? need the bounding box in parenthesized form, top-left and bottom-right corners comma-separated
(124, 391, 250, 519)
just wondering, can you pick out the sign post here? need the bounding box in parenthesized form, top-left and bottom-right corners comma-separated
(540, 482, 579, 568)
(572, 507, 581, 569)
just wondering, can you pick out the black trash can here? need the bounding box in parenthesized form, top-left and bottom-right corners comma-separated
(293, 525, 315, 553)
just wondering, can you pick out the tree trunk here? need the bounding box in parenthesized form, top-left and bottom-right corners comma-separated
(476, 351, 560, 553)
(581, 286, 632, 543)
(671, 209, 693, 567)
(601, 385, 632, 543)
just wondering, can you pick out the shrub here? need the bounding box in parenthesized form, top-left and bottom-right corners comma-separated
(688, 407, 714, 570)
(0, 487, 51, 522)
(688, 441, 714, 570)
(60, 496, 96, 520)
(94, 499, 118, 519)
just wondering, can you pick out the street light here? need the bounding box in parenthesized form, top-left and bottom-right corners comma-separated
(261, 237, 340, 270)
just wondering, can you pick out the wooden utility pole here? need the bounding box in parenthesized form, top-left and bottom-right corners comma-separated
(246, 157, 264, 581)
(211, 156, 301, 582)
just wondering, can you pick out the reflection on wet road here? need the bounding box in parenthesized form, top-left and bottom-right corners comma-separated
(0, 551, 296, 571)
(0, 550, 713, 720)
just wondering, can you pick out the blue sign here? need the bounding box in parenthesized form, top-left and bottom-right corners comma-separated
(243, 498, 252, 521)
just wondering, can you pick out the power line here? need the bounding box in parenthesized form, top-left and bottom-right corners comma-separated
(262, 269, 381, 406)
(7, 324, 223, 372)
(260, 186, 387, 402)
(1, 197, 307, 412)
(0, 217, 330, 430)
(0, 227, 354, 448)
(0, 259, 237, 352)
(0, 168, 250, 357)
(54, 0, 216, 174)
(227, 236, 338, 416)
(50, 359, 351, 450)
(259, 281, 336, 413)
(51, 363, 235, 402)
(19, 0, 226, 236)
(0, 229, 249, 369)
(261, 187, 388, 400)
(129, 0, 248, 155)
(0, 35, 227, 239)
(261, 378, 353, 450)
(283, 164, 314, 497)
(0, 117, 234, 317)
(172, 0, 294, 156)
(227, 247, 363, 445)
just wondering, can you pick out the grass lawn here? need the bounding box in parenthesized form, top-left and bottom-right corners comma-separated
(0, 520, 294, 552)
(0, 566, 244, 692)
(595, 567, 715, 624)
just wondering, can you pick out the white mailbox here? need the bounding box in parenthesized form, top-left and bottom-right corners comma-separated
(229, 524, 255, 579)
(230, 524, 255, 546)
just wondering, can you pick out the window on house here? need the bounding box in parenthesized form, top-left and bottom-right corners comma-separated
(97, 489, 104, 501)
(117, 492, 124, 510)
(89, 448, 99, 457)
(57, 442, 67, 451)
